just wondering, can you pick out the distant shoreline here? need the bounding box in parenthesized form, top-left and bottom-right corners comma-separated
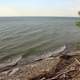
(0, 16, 79, 18)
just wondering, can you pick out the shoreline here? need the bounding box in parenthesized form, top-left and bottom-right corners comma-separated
(0, 44, 80, 80)
(0, 53, 80, 80)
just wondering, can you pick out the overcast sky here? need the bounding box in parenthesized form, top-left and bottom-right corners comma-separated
(0, 0, 80, 16)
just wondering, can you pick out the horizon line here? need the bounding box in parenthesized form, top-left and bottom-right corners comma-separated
(0, 16, 79, 17)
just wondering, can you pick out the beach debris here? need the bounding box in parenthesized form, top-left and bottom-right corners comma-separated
(9, 68, 19, 76)
(34, 45, 66, 61)
(66, 50, 80, 56)
(74, 58, 80, 65)
(0, 56, 22, 72)
(25, 57, 60, 80)
(51, 45, 66, 56)
(39, 56, 80, 80)
(0, 45, 80, 80)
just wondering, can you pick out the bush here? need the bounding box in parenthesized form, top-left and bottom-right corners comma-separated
(76, 21, 80, 27)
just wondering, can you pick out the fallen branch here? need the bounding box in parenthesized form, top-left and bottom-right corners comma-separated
(47, 69, 75, 80)
(74, 58, 80, 65)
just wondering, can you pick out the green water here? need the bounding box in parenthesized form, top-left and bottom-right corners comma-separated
(0, 17, 80, 64)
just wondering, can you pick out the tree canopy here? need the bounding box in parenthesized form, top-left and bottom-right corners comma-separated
(78, 11, 80, 15)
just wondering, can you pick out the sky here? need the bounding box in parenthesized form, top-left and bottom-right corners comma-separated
(0, 0, 80, 17)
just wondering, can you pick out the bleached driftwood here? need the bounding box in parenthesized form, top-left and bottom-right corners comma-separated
(35, 45, 66, 61)
(0, 56, 22, 72)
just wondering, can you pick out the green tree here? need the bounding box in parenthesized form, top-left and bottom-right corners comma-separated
(76, 11, 80, 27)
(78, 11, 80, 15)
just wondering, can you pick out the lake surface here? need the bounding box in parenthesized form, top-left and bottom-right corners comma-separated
(0, 17, 80, 64)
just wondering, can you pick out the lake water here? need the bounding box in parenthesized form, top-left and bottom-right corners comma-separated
(0, 17, 80, 64)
